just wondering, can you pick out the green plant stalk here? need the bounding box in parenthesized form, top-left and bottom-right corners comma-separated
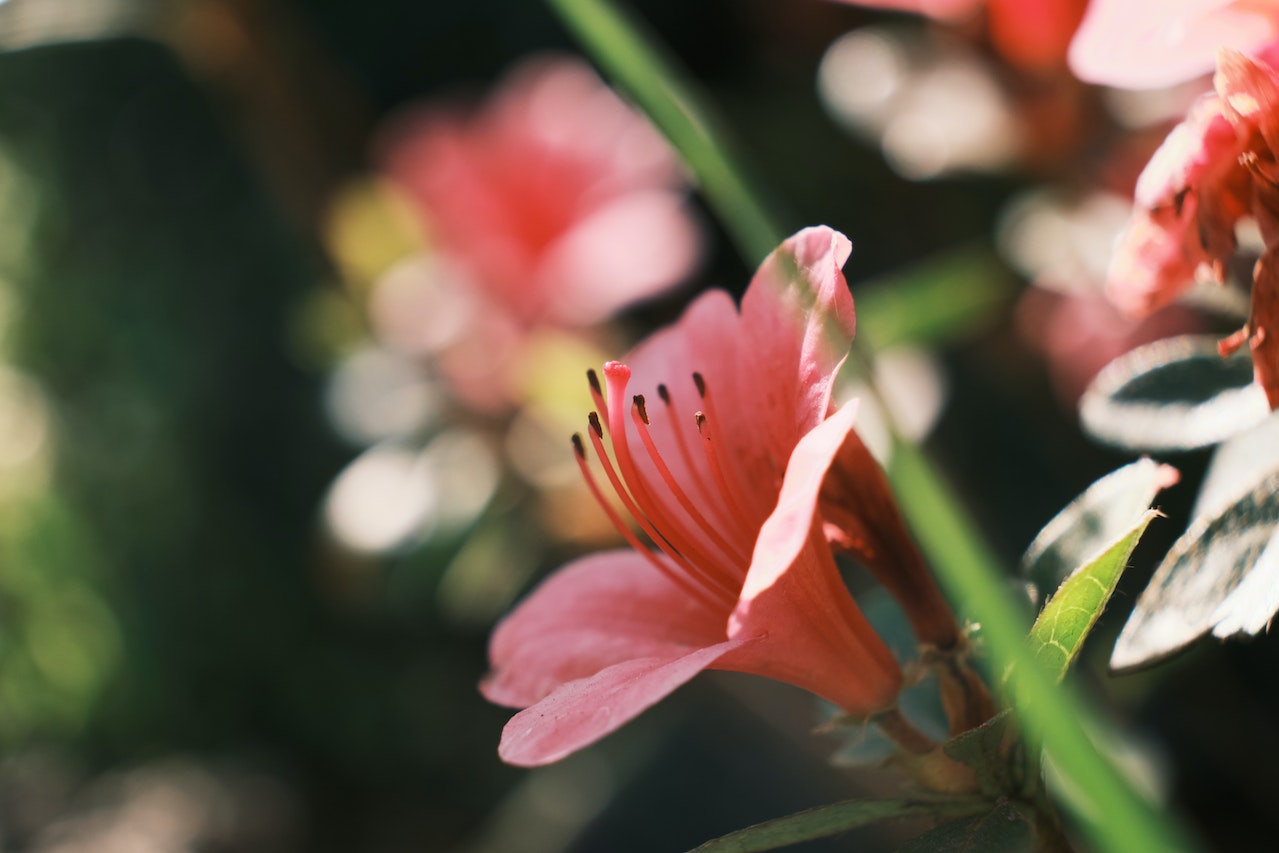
(544, 0, 1199, 850)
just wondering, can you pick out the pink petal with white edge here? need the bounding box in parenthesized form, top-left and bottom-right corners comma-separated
(739, 227, 857, 445)
(482, 550, 729, 709)
(497, 637, 754, 767)
(1069, 0, 1278, 90)
(724, 401, 902, 717)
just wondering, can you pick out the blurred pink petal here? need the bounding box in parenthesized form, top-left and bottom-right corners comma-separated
(483, 227, 953, 765)
(1069, 0, 1279, 89)
(538, 190, 703, 326)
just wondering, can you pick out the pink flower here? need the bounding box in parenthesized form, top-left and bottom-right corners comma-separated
(374, 56, 701, 408)
(1107, 50, 1279, 407)
(832, 0, 1087, 69)
(1069, 0, 1279, 89)
(482, 227, 957, 766)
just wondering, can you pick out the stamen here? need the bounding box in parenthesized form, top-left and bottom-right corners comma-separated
(587, 369, 607, 419)
(656, 384, 724, 517)
(695, 372, 772, 524)
(630, 398, 750, 570)
(572, 436, 725, 609)
(696, 410, 761, 540)
(587, 417, 736, 601)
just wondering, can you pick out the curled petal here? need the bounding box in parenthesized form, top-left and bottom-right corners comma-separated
(498, 639, 753, 767)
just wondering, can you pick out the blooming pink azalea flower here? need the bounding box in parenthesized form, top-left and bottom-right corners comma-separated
(376, 55, 701, 408)
(1108, 50, 1279, 407)
(482, 227, 957, 766)
(1069, 0, 1279, 90)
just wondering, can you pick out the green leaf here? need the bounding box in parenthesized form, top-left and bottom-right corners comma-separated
(896, 801, 1034, 853)
(687, 798, 988, 853)
(1112, 468, 1279, 671)
(1028, 510, 1157, 682)
(943, 711, 1027, 799)
(1022, 459, 1177, 598)
(1080, 335, 1268, 452)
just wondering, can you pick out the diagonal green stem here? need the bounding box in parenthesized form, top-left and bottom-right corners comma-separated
(545, 0, 1202, 851)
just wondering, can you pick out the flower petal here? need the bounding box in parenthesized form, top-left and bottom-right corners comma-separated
(1249, 246, 1279, 410)
(496, 638, 752, 767)
(740, 226, 857, 441)
(482, 550, 728, 708)
(724, 401, 902, 717)
(1069, 0, 1277, 90)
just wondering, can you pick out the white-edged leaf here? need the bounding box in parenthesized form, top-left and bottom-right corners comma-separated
(1112, 469, 1279, 671)
(1193, 411, 1279, 521)
(1079, 335, 1268, 452)
(1021, 458, 1178, 598)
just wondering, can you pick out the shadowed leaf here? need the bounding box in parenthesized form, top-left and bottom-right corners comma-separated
(943, 711, 1028, 798)
(896, 800, 1034, 853)
(686, 798, 988, 853)
(1080, 336, 1268, 452)
(1112, 469, 1279, 671)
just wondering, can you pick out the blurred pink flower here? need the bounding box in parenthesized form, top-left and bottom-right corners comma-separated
(1108, 50, 1279, 407)
(1070, 0, 1279, 90)
(481, 227, 955, 766)
(375, 55, 702, 409)
(833, 0, 1087, 69)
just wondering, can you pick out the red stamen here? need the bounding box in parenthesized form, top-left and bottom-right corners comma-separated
(696, 410, 761, 542)
(695, 373, 773, 524)
(572, 434, 725, 609)
(586, 416, 736, 601)
(630, 396, 751, 570)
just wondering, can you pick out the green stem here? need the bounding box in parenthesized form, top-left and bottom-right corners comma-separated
(544, 0, 1202, 850)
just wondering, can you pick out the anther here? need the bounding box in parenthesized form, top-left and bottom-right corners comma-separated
(587, 369, 602, 396)
(693, 372, 706, 397)
(657, 384, 671, 404)
(634, 395, 649, 424)
(588, 411, 604, 438)
(571, 433, 586, 458)
(694, 411, 707, 434)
